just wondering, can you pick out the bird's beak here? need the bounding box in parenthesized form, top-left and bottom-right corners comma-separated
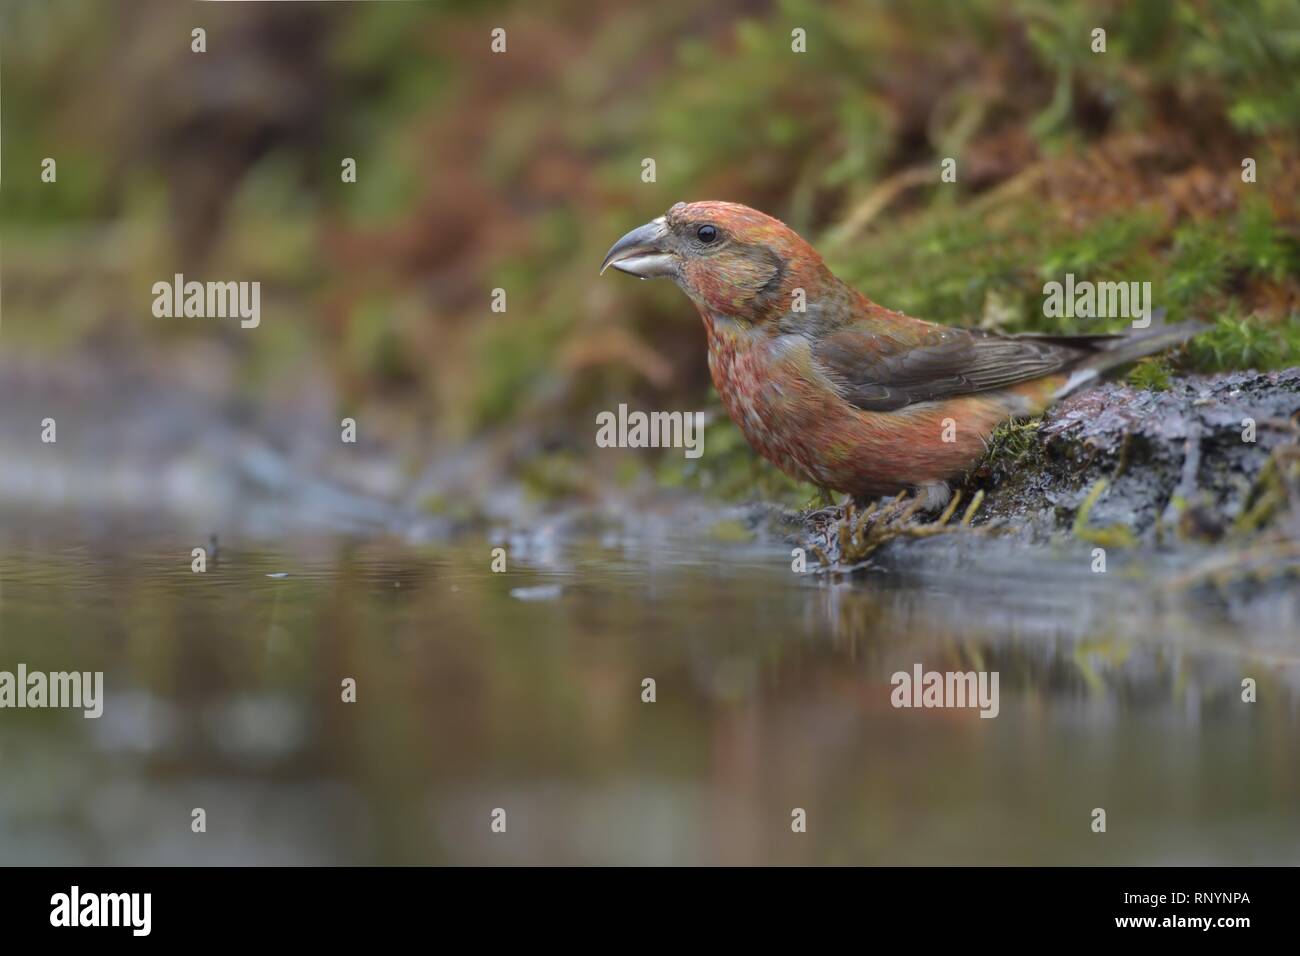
(600, 217, 675, 279)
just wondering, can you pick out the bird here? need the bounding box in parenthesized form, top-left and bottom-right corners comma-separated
(601, 200, 1204, 508)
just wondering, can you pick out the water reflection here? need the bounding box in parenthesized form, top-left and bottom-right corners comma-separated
(1, 512, 1297, 865)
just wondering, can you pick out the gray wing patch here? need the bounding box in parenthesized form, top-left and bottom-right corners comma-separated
(813, 326, 1085, 412)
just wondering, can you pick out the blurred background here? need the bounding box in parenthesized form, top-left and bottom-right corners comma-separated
(3, 0, 1298, 518)
(1, 0, 1298, 865)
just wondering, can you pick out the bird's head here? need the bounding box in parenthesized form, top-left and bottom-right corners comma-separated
(601, 201, 836, 324)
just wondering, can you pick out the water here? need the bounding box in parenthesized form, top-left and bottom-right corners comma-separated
(2, 508, 1298, 865)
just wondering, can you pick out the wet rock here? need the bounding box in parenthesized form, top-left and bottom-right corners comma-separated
(973, 369, 1300, 540)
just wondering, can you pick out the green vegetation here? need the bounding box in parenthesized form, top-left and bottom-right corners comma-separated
(968, 419, 1046, 486)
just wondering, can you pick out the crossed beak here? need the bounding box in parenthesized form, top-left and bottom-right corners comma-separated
(600, 216, 676, 279)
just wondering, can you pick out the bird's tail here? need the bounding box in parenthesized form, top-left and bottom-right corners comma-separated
(1051, 319, 1209, 401)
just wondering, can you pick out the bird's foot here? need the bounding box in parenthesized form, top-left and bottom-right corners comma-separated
(819, 487, 987, 566)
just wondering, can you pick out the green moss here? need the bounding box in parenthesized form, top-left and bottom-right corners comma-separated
(1188, 311, 1300, 372)
(1164, 221, 1236, 306)
(1127, 357, 1173, 391)
(1180, 0, 1300, 136)
(1038, 212, 1165, 281)
(969, 418, 1044, 481)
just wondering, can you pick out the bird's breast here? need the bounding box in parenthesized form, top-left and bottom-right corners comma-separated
(703, 319, 838, 484)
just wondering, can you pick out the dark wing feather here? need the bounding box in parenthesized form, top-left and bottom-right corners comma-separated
(812, 323, 1091, 412)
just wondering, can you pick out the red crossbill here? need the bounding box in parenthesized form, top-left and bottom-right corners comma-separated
(602, 201, 1203, 506)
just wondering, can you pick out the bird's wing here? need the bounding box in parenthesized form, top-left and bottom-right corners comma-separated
(811, 322, 1088, 412)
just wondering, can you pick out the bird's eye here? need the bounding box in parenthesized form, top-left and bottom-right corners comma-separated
(696, 224, 718, 244)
